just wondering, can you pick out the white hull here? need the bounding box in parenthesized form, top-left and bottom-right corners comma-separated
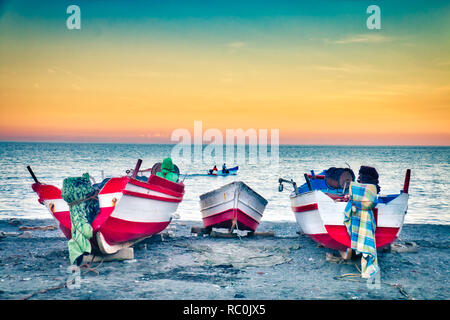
(290, 190, 409, 249)
(199, 181, 268, 231)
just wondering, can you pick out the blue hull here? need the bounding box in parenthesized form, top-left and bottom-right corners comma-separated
(207, 166, 239, 176)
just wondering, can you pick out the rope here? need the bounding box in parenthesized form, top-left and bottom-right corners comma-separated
(20, 256, 105, 300)
(234, 216, 243, 241)
(20, 281, 67, 300)
(80, 256, 105, 276)
(67, 192, 99, 207)
(333, 264, 415, 300)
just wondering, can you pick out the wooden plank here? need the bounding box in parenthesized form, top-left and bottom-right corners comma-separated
(247, 231, 275, 237)
(190, 226, 212, 236)
(19, 225, 56, 231)
(210, 230, 238, 238)
(82, 247, 134, 263)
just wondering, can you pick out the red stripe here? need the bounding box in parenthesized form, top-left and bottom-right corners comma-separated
(202, 208, 260, 232)
(122, 190, 182, 203)
(31, 183, 62, 204)
(324, 224, 400, 249)
(204, 208, 261, 224)
(292, 203, 318, 213)
(129, 177, 184, 198)
(99, 177, 129, 194)
(52, 210, 71, 239)
(307, 233, 348, 251)
(98, 216, 171, 244)
(307, 174, 325, 179)
(148, 174, 185, 194)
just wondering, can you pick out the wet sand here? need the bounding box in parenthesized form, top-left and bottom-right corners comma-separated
(0, 218, 449, 300)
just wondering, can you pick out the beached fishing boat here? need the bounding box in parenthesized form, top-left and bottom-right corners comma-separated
(199, 181, 268, 232)
(278, 169, 411, 251)
(207, 166, 239, 176)
(27, 159, 185, 254)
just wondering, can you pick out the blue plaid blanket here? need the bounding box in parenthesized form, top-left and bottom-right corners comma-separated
(344, 182, 379, 278)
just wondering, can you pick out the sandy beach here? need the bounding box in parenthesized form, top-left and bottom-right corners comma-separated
(0, 218, 448, 300)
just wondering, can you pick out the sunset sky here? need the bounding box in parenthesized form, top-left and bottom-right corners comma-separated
(0, 0, 449, 145)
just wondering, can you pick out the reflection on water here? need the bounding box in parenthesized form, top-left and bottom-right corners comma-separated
(0, 142, 448, 225)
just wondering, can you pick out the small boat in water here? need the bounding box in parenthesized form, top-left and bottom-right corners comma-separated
(28, 159, 185, 254)
(278, 169, 411, 251)
(199, 181, 268, 233)
(207, 166, 239, 176)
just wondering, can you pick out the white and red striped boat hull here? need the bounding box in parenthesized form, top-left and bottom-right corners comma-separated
(199, 181, 268, 232)
(31, 174, 184, 249)
(291, 190, 408, 251)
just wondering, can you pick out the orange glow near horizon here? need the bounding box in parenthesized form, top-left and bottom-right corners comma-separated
(0, 2, 449, 145)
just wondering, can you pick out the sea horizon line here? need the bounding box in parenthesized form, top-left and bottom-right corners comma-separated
(0, 140, 449, 147)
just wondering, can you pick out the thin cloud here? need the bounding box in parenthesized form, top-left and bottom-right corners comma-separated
(50, 66, 85, 81)
(227, 41, 247, 54)
(228, 41, 246, 49)
(327, 34, 394, 44)
(312, 64, 384, 74)
(313, 65, 357, 73)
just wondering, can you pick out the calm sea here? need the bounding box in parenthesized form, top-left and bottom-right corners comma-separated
(0, 142, 448, 225)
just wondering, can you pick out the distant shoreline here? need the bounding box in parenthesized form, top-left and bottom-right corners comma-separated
(1, 141, 449, 147)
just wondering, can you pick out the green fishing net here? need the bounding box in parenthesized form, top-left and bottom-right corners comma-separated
(61, 173, 99, 265)
(156, 157, 179, 182)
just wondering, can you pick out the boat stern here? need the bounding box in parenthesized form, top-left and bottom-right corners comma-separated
(30, 182, 71, 239)
(200, 181, 267, 232)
